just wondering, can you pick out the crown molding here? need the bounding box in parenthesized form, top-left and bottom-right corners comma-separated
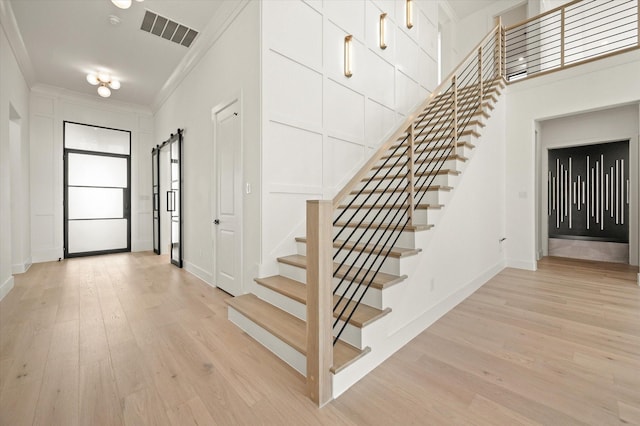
(0, 0, 35, 86)
(151, 0, 249, 113)
(439, 0, 459, 24)
(32, 83, 153, 116)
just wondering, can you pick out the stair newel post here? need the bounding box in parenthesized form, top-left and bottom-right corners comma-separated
(407, 124, 415, 226)
(478, 46, 483, 110)
(452, 75, 458, 157)
(306, 200, 334, 407)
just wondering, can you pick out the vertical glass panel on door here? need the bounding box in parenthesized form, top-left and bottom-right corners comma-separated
(169, 135, 182, 267)
(152, 148, 160, 255)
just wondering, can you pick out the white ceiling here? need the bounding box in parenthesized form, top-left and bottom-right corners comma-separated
(447, 0, 502, 19)
(8, 0, 224, 107)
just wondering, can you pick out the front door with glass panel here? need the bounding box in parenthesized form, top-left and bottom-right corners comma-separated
(64, 122, 131, 258)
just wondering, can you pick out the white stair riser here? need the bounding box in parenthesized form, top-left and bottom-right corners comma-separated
(332, 224, 421, 248)
(335, 206, 418, 227)
(344, 187, 451, 208)
(334, 249, 402, 276)
(374, 158, 466, 177)
(277, 261, 384, 309)
(418, 188, 451, 206)
(414, 122, 483, 138)
(413, 144, 473, 160)
(228, 307, 306, 376)
(296, 240, 403, 276)
(354, 173, 456, 194)
(252, 283, 367, 349)
(332, 278, 383, 310)
(252, 283, 306, 320)
(414, 207, 442, 225)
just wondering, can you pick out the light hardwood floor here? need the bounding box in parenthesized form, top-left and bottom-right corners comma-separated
(1, 253, 638, 425)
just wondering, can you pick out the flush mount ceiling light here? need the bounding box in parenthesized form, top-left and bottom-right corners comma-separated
(86, 72, 120, 98)
(111, 0, 143, 10)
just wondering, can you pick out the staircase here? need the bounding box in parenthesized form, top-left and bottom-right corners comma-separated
(227, 24, 506, 404)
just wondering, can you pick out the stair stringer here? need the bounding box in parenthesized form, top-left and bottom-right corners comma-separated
(331, 93, 509, 397)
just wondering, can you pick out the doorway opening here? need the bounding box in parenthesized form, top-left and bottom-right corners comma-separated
(63, 121, 131, 258)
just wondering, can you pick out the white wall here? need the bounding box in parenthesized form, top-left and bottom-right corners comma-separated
(392, 94, 508, 330)
(445, 0, 525, 67)
(538, 105, 639, 264)
(505, 49, 640, 269)
(0, 17, 30, 300)
(260, 0, 440, 274)
(29, 87, 153, 262)
(153, 0, 260, 287)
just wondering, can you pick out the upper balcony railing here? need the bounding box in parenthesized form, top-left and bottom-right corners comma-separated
(505, 0, 639, 82)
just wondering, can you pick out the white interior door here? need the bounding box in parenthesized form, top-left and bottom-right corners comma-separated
(213, 100, 242, 296)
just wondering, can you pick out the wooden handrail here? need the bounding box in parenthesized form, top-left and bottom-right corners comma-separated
(332, 24, 502, 208)
(504, 0, 581, 32)
(505, 0, 639, 84)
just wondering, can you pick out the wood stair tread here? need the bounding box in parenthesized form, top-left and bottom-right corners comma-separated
(332, 221, 434, 232)
(295, 236, 421, 259)
(366, 169, 461, 181)
(226, 294, 367, 373)
(338, 203, 443, 210)
(415, 119, 485, 131)
(419, 109, 490, 123)
(277, 254, 407, 289)
(255, 275, 392, 328)
(382, 143, 474, 160)
(350, 184, 453, 196)
(416, 129, 480, 143)
(381, 141, 476, 155)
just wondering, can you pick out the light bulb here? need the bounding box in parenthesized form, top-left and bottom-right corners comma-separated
(97, 85, 112, 98)
(98, 72, 111, 83)
(111, 0, 132, 9)
(86, 73, 99, 85)
(109, 79, 120, 90)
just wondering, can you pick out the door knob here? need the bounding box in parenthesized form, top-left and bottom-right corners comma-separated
(214, 219, 220, 225)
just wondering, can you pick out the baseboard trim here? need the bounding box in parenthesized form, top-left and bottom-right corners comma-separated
(12, 257, 32, 274)
(32, 248, 63, 263)
(132, 240, 153, 252)
(184, 261, 214, 287)
(506, 258, 537, 271)
(0, 276, 15, 301)
(332, 259, 506, 398)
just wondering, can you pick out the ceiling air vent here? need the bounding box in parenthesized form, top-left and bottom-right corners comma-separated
(140, 10, 198, 48)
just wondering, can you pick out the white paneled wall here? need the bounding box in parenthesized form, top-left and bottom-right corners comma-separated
(261, 0, 439, 269)
(0, 22, 30, 299)
(29, 89, 153, 262)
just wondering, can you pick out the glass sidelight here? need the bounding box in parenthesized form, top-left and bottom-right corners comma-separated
(151, 129, 183, 267)
(64, 122, 131, 258)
